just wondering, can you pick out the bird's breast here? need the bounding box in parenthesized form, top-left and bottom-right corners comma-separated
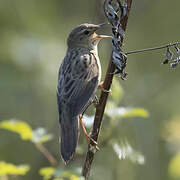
(90, 50, 101, 83)
(70, 48, 100, 80)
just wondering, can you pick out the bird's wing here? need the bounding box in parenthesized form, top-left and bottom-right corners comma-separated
(57, 49, 99, 117)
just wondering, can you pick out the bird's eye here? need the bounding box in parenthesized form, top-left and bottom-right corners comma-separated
(84, 30, 90, 35)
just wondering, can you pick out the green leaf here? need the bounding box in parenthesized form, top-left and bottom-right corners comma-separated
(112, 140, 145, 165)
(121, 108, 149, 118)
(62, 171, 83, 180)
(40, 167, 84, 180)
(0, 120, 53, 143)
(39, 167, 55, 180)
(0, 119, 33, 140)
(32, 128, 53, 143)
(0, 161, 30, 176)
(105, 104, 149, 119)
(168, 152, 180, 178)
(111, 77, 124, 104)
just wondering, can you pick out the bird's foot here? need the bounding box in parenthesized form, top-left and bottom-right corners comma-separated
(79, 115, 99, 150)
(98, 81, 112, 93)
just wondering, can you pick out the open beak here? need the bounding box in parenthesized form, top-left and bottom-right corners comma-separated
(96, 34, 112, 39)
(91, 22, 112, 43)
(93, 22, 112, 39)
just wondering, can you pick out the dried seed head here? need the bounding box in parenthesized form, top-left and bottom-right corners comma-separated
(170, 62, 178, 68)
(104, 0, 127, 79)
(165, 47, 173, 60)
(162, 59, 169, 64)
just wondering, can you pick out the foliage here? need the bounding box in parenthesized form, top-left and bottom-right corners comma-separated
(0, 119, 33, 140)
(112, 140, 145, 165)
(0, 119, 84, 179)
(39, 167, 55, 180)
(162, 116, 180, 179)
(168, 152, 180, 179)
(1, 0, 180, 180)
(105, 78, 149, 119)
(0, 77, 149, 179)
(0, 119, 53, 143)
(39, 167, 84, 180)
(0, 161, 30, 176)
(105, 104, 149, 119)
(32, 128, 53, 143)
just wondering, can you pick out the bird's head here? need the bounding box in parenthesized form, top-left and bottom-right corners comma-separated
(67, 23, 111, 50)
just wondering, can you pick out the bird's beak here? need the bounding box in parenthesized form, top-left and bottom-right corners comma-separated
(91, 22, 111, 42)
(93, 22, 112, 39)
(95, 34, 112, 39)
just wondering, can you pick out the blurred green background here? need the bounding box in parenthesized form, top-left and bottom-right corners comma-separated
(1, 0, 180, 179)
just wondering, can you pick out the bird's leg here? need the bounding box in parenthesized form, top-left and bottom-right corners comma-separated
(82, 96, 99, 116)
(98, 81, 112, 93)
(79, 115, 99, 150)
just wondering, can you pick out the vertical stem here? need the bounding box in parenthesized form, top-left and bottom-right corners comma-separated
(35, 143, 57, 166)
(82, 0, 133, 179)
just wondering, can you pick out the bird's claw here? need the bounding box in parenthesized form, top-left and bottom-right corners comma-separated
(88, 137, 99, 151)
(98, 82, 112, 93)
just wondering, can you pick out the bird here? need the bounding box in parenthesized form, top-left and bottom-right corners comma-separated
(57, 23, 111, 163)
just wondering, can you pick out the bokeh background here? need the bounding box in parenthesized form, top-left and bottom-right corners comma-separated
(1, 0, 180, 179)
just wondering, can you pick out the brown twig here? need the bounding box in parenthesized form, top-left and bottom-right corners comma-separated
(82, 0, 133, 179)
(35, 143, 57, 166)
(126, 42, 180, 55)
(1, 175, 8, 180)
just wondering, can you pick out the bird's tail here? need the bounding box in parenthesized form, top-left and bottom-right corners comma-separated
(60, 115, 79, 164)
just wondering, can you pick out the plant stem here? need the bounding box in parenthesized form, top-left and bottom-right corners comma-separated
(126, 42, 180, 55)
(1, 175, 8, 180)
(82, 0, 133, 179)
(35, 143, 57, 166)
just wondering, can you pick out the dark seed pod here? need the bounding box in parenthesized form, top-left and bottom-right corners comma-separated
(104, 0, 128, 80)
(162, 59, 169, 64)
(165, 47, 173, 60)
(170, 63, 178, 68)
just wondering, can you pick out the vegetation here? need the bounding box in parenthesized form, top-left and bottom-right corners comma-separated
(1, 0, 180, 180)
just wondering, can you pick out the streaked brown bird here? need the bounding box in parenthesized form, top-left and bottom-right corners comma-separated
(57, 23, 111, 163)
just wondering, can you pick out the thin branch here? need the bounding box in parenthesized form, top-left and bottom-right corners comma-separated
(35, 143, 57, 166)
(1, 175, 8, 180)
(82, 0, 133, 179)
(126, 42, 180, 55)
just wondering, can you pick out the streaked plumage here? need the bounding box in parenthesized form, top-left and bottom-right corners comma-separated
(57, 23, 110, 163)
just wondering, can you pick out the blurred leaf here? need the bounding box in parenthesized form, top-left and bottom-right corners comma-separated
(62, 171, 84, 180)
(111, 77, 124, 104)
(0, 120, 53, 143)
(76, 145, 84, 155)
(112, 140, 145, 165)
(32, 128, 53, 143)
(0, 161, 30, 176)
(105, 103, 149, 119)
(162, 116, 180, 144)
(121, 108, 149, 118)
(0, 119, 33, 140)
(39, 167, 55, 180)
(40, 167, 84, 180)
(168, 152, 180, 178)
